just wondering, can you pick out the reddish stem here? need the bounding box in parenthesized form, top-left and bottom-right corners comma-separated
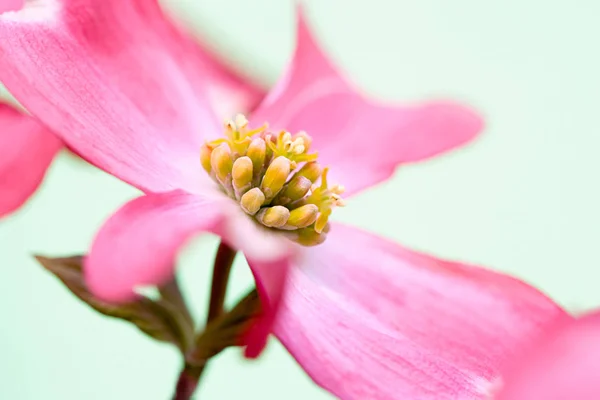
(171, 241, 236, 400)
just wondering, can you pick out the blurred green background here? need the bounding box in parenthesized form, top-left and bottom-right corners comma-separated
(2, 0, 600, 398)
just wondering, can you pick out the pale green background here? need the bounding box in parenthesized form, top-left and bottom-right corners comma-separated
(1, 0, 599, 399)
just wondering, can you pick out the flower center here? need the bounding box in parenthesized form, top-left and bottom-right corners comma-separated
(200, 114, 345, 246)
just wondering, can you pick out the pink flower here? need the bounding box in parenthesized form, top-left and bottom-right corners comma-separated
(0, 0, 265, 219)
(494, 309, 600, 400)
(0, 1, 568, 398)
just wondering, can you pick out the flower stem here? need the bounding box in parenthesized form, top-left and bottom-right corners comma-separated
(206, 242, 236, 322)
(172, 241, 236, 400)
(173, 364, 204, 400)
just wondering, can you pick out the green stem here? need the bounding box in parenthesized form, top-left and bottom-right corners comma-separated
(172, 241, 236, 400)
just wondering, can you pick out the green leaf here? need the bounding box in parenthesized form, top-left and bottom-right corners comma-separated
(36, 255, 195, 352)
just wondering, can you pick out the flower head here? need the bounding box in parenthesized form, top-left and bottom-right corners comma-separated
(200, 114, 344, 245)
(0, 1, 567, 398)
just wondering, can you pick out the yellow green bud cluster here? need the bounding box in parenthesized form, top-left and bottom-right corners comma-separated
(200, 114, 345, 246)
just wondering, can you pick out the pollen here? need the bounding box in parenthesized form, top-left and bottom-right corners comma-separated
(200, 114, 345, 246)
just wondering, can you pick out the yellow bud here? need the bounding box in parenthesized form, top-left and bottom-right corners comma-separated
(199, 143, 212, 173)
(247, 138, 266, 176)
(257, 206, 290, 228)
(273, 175, 312, 206)
(210, 143, 233, 184)
(240, 188, 265, 215)
(232, 156, 253, 190)
(287, 204, 319, 228)
(296, 162, 322, 183)
(260, 156, 291, 200)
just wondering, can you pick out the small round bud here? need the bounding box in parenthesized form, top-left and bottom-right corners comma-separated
(296, 162, 322, 183)
(247, 138, 266, 176)
(199, 143, 212, 173)
(273, 175, 312, 206)
(240, 188, 265, 215)
(287, 204, 319, 228)
(260, 156, 291, 200)
(211, 143, 233, 184)
(232, 156, 253, 190)
(257, 206, 290, 228)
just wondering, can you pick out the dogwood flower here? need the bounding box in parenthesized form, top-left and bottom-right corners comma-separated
(0, 0, 265, 218)
(0, 1, 568, 398)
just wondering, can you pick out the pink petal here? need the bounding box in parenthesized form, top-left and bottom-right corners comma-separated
(273, 223, 569, 400)
(244, 255, 291, 358)
(85, 190, 294, 355)
(496, 310, 600, 400)
(187, 38, 267, 119)
(0, 0, 22, 13)
(252, 6, 484, 196)
(0, 102, 62, 218)
(86, 190, 223, 302)
(0, 0, 235, 194)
